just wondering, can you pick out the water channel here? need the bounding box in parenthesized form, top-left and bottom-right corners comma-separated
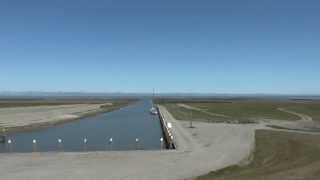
(0, 99, 164, 152)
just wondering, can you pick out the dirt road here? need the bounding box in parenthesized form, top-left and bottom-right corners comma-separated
(261, 107, 319, 131)
(277, 107, 318, 129)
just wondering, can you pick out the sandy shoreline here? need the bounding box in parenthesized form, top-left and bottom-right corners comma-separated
(0, 103, 128, 134)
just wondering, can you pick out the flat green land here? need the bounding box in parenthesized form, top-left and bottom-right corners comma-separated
(163, 103, 232, 123)
(162, 100, 320, 123)
(285, 103, 320, 122)
(0, 98, 136, 108)
(197, 130, 320, 180)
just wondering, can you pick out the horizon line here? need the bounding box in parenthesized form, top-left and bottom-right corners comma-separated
(0, 91, 320, 97)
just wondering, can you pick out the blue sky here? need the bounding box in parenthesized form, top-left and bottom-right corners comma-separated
(0, 0, 319, 94)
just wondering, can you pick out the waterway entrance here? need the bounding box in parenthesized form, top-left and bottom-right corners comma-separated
(0, 99, 164, 152)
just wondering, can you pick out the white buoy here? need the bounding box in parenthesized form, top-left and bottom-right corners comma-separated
(107, 137, 113, 150)
(57, 138, 63, 151)
(32, 139, 38, 152)
(160, 137, 164, 150)
(135, 138, 140, 150)
(7, 139, 13, 152)
(84, 138, 87, 144)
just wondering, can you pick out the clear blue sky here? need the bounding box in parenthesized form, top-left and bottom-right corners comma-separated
(0, 0, 319, 94)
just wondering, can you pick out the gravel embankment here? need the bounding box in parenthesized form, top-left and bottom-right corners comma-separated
(0, 104, 107, 132)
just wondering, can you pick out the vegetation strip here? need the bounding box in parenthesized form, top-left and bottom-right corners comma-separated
(197, 130, 320, 180)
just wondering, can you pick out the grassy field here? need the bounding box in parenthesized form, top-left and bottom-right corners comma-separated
(162, 100, 320, 123)
(285, 102, 320, 122)
(189, 101, 300, 121)
(163, 102, 300, 123)
(163, 103, 231, 123)
(0, 98, 137, 108)
(197, 130, 320, 180)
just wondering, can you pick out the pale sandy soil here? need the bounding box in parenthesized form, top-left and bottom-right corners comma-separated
(260, 107, 320, 130)
(0, 106, 262, 180)
(0, 104, 106, 130)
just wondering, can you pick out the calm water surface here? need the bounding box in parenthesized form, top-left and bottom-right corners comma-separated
(0, 99, 164, 152)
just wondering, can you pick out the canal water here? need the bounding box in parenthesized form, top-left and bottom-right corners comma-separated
(0, 100, 164, 152)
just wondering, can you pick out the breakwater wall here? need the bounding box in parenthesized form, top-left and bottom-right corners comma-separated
(156, 106, 175, 149)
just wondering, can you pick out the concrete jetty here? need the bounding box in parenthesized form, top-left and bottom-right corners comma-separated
(156, 106, 175, 149)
